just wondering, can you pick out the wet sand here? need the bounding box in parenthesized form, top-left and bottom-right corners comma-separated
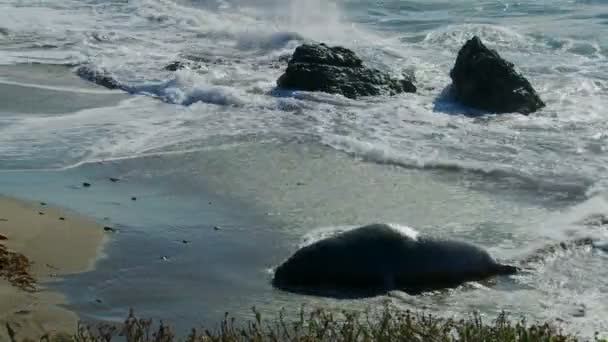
(0, 196, 106, 340)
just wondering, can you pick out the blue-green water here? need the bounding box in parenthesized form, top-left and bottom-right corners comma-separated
(1, 0, 607, 336)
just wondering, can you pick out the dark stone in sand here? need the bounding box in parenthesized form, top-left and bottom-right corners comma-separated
(273, 223, 516, 298)
(131, 197, 137, 201)
(76, 65, 122, 90)
(0, 234, 7, 240)
(103, 226, 117, 233)
(277, 43, 416, 99)
(213, 226, 221, 231)
(40, 202, 47, 206)
(82, 182, 91, 187)
(109, 178, 120, 182)
(59, 217, 65, 221)
(449, 36, 545, 114)
(38, 212, 44, 215)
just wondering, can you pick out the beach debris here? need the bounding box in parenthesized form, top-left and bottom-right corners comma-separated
(38, 212, 44, 215)
(96, 298, 103, 304)
(6, 322, 16, 342)
(213, 226, 221, 231)
(109, 177, 120, 182)
(46, 263, 59, 270)
(40, 202, 47, 206)
(0, 218, 8, 222)
(0, 234, 7, 240)
(131, 197, 137, 201)
(103, 226, 117, 233)
(83, 182, 92, 187)
(59, 217, 66, 221)
(161, 256, 169, 261)
(0, 243, 36, 291)
(182, 240, 190, 244)
(570, 305, 586, 318)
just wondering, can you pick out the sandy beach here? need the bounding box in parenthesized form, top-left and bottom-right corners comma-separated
(0, 196, 106, 340)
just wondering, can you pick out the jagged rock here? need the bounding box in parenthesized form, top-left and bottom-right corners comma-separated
(449, 36, 545, 114)
(277, 43, 416, 99)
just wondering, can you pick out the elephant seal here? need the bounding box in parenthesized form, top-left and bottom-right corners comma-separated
(272, 223, 517, 297)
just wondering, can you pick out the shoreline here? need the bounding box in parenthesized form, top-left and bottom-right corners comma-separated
(0, 195, 107, 340)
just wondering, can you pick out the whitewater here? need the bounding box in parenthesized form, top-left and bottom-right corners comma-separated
(0, 0, 607, 337)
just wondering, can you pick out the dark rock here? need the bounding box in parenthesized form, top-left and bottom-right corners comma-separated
(213, 226, 221, 231)
(277, 43, 416, 99)
(449, 36, 545, 114)
(103, 226, 117, 233)
(273, 223, 516, 297)
(164, 61, 189, 71)
(82, 182, 91, 187)
(0, 234, 7, 240)
(182, 240, 190, 244)
(38, 212, 44, 215)
(76, 65, 122, 90)
(40, 202, 47, 206)
(290, 44, 363, 68)
(109, 178, 120, 182)
(59, 217, 65, 221)
(131, 197, 137, 201)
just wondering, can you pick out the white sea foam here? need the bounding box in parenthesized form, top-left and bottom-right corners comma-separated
(1, 0, 608, 335)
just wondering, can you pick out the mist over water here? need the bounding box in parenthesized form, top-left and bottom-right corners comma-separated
(1, 0, 607, 336)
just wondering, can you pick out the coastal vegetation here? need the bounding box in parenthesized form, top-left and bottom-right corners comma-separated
(16, 306, 604, 342)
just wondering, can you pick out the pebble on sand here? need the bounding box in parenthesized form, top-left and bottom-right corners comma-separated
(83, 182, 91, 187)
(103, 226, 117, 233)
(59, 217, 66, 221)
(131, 197, 137, 201)
(109, 178, 120, 182)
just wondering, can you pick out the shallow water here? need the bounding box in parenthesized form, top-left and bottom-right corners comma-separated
(1, 0, 608, 337)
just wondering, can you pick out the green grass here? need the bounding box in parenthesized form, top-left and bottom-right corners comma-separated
(17, 304, 606, 342)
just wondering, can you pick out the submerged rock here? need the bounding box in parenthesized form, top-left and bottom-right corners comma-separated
(449, 36, 545, 115)
(277, 43, 416, 99)
(272, 223, 516, 298)
(76, 65, 122, 90)
(164, 61, 189, 71)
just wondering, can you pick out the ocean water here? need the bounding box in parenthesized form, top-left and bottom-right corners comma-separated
(1, 0, 608, 337)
